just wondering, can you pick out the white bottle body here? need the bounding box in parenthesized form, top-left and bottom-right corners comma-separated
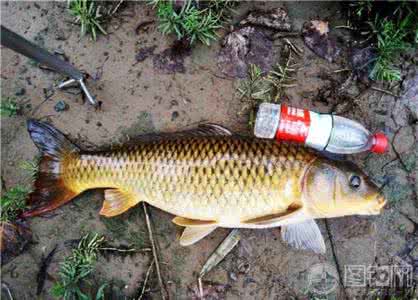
(255, 103, 386, 154)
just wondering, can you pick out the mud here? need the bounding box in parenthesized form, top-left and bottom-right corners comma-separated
(1, 1, 417, 299)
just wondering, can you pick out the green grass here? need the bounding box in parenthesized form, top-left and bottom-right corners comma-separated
(0, 186, 30, 223)
(151, 0, 235, 46)
(370, 15, 414, 81)
(350, 2, 418, 82)
(19, 158, 39, 180)
(51, 233, 108, 300)
(0, 99, 20, 117)
(67, 0, 108, 40)
(237, 47, 297, 127)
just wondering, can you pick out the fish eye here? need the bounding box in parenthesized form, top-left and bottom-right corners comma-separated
(349, 175, 361, 189)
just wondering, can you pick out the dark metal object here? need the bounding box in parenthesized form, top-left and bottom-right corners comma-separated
(1, 25, 98, 106)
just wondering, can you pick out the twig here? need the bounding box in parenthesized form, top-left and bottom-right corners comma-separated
(1, 283, 14, 300)
(138, 259, 155, 300)
(142, 203, 168, 300)
(198, 277, 204, 300)
(284, 38, 303, 56)
(37, 244, 58, 295)
(99, 247, 151, 253)
(335, 25, 355, 30)
(371, 86, 399, 98)
(200, 229, 241, 278)
(272, 32, 300, 39)
(111, 0, 124, 15)
(333, 68, 352, 73)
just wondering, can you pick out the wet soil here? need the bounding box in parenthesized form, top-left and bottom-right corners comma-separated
(1, 1, 417, 299)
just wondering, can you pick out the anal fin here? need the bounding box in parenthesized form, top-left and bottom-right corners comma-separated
(281, 219, 326, 254)
(180, 226, 217, 246)
(99, 189, 139, 217)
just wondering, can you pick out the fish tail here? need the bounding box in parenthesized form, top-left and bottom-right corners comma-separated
(21, 119, 81, 218)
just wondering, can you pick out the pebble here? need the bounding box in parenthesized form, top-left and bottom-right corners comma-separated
(54, 100, 68, 112)
(15, 87, 26, 96)
(171, 111, 179, 121)
(229, 272, 238, 281)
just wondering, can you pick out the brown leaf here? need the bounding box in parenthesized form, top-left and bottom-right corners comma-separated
(0, 221, 32, 265)
(302, 20, 340, 63)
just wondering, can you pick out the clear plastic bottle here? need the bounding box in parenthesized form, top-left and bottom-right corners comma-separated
(254, 103, 388, 154)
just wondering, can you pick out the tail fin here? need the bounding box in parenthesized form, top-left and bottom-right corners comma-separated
(21, 119, 80, 218)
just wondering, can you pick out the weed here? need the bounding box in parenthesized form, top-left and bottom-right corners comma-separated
(67, 0, 124, 40)
(0, 99, 20, 117)
(152, 0, 235, 46)
(51, 233, 108, 300)
(68, 0, 107, 40)
(19, 158, 39, 180)
(370, 16, 413, 81)
(238, 46, 297, 127)
(0, 186, 30, 223)
(348, 2, 418, 82)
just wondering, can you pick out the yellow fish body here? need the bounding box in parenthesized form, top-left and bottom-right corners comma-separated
(24, 121, 385, 253)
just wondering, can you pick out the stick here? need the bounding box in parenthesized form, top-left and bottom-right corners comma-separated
(371, 86, 399, 98)
(198, 277, 204, 300)
(199, 229, 241, 278)
(138, 259, 155, 300)
(142, 203, 168, 300)
(99, 247, 151, 253)
(284, 39, 303, 56)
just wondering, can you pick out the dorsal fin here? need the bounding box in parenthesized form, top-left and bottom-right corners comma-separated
(134, 123, 233, 143)
(90, 123, 234, 153)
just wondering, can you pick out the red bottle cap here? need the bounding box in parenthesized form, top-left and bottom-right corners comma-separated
(370, 133, 388, 153)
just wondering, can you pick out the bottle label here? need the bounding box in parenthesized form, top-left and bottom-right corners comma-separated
(276, 105, 311, 143)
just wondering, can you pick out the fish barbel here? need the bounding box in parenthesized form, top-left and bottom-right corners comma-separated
(23, 120, 386, 253)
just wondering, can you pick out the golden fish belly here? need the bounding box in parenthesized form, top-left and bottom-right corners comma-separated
(62, 137, 316, 224)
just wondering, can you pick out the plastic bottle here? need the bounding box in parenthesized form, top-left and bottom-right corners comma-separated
(254, 102, 388, 154)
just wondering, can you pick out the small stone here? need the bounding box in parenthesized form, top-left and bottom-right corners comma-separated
(171, 111, 179, 121)
(229, 272, 237, 281)
(15, 87, 26, 96)
(54, 100, 68, 112)
(135, 46, 156, 62)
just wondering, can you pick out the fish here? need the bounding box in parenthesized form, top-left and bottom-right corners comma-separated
(22, 120, 386, 253)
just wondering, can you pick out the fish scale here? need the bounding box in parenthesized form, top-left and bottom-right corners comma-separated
(62, 136, 315, 224)
(25, 120, 386, 250)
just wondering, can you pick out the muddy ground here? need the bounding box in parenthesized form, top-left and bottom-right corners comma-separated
(1, 1, 417, 299)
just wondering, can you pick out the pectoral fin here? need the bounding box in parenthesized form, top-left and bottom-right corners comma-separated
(281, 219, 326, 254)
(179, 226, 217, 246)
(99, 189, 140, 217)
(172, 216, 217, 227)
(243, 207, 304, 228)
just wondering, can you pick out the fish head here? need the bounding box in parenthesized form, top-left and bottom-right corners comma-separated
(302, 158, 386, 218)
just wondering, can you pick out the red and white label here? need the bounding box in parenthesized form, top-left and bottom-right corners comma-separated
(276, 105, 311, 143)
